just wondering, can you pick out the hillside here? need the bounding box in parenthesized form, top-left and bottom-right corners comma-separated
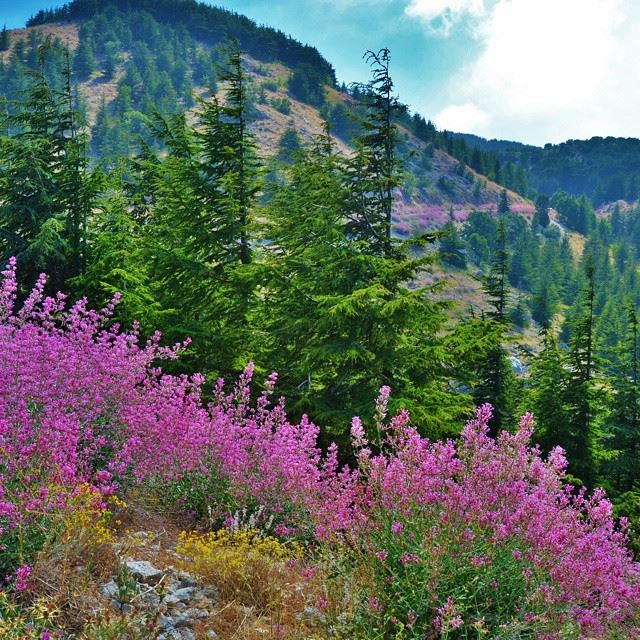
(454, 131, 640, 207)
(0, 2, 533, 235)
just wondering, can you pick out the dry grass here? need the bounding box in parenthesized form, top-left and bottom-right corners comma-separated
(1, 23, 79, 62)
(567, 231, 586, 262)
(23, 489, 335, 640)
(244, 54, 351, 157)
(194, 559, 332, 640)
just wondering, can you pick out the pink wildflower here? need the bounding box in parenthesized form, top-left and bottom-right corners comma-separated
(14, 565, 31, 593)
(391, 521, 404, 535)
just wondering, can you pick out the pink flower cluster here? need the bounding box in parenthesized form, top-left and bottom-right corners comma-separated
(0, 259, 324, 540)
(0, 260, 638, 636)
(339, 402, 640, 635)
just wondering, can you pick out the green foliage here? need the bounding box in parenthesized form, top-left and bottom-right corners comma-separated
(563, 255, 598, 485)
(439, 222, 467, 269)
(533, 193, 550, 228)
(114, 44, 261, 379)
(73, 39, 96, 80)
(276, 127, 303, 163)
(340, 511, 561, 639)
(345, 49, 399, 257)
(73, 186, 161, 329)
(0, 25, 10, 52)
(604, 303, 640, 492)
(525, 331, 570, 454)
(260, 66, 470, 439)
(474, 222, 518, 434)
(497, 188, 510, 214)
(271, 95, 291, 114)
(288, 63, 328, 107)
(0, 46, 100, 293)
(551, 191, 595, 234)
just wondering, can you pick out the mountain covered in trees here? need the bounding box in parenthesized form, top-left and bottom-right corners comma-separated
(455, 131, 640, 207)
(1, 0, 533, 234)
(1, 0, 640, 568)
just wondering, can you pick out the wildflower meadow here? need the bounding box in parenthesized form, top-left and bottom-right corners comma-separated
(0, 260, 638, 638)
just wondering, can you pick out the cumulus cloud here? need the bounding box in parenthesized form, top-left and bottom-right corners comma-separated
(408, 0, 640, 144)
(435, 102, 490, 131)
(405, 0, 487, 35)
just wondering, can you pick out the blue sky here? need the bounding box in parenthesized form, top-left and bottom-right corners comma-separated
(2, 0, 639, 146)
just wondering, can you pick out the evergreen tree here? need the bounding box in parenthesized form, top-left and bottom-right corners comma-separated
(439, 221, 467, 269)
(0, 45, 100, 292)
(563, 254, 598, 485)
(75, 183, 159, 329)
(0, 25, 10, 52)
(510, 295, 530, 328)
(262, 123, 468, 440)
(104, 44, 119, 81)
(607, 303, 640, 491)
(509, 226, 537, 290)
(533, 194, 550, 228)
(498, 188, 510, 215)
(216, 43, 258, 265)
(344, 48, 399, 257)
(475, 220, 517, 435)
(276, 127, 303, 164)
(529, 278, 559, 330)
(483, 221, 509, 322)
(526, 330, 569, 453)
(122, 44, 261, 378)
(73, 39, 96, 81)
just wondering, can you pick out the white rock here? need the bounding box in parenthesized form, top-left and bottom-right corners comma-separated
(164, 586, 196, 605)
(100, 580, 119, 599)
(125, 560, 163, 585)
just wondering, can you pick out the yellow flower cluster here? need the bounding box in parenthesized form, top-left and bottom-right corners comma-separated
(51, 483, 126, 547)
(176, 528, 301, 586)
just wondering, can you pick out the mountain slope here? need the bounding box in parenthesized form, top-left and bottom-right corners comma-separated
(454, 131, 640, 206)
(0, 0, 534, 236)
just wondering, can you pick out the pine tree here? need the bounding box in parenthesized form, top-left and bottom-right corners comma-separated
(439, 221, 467, 269)
(0, 25, 10, 52)
(59, 50, 97, 280)
(73, 39, 96, 81)
(526, 330, 569, 453)
(475, 220, 517, 435)
(104, 44, 119, 81)
(262, 122, 468, 440)
(498, 188, 510, 215)
(483, 220, 509, 322)
(344, 48, 399, 257)
(123, 44, 261, 378)
(563, 254, 598, 485)
(260, 126, 351, 419)
(259, 51, 471, 440)
(75, 185, 159, 329)
(276, 127, 303, 164)
(533, 194, 550, 228)
(0, 45, 100, 292)
(607, 303, 640, 491)
(530, 278, 559, 330)
(216, 42, 258, 265)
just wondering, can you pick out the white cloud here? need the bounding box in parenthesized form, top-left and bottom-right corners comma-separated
(434, 102, 490, 131)
(414, 0, 640, 144)
(405, 0, 487, 35)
